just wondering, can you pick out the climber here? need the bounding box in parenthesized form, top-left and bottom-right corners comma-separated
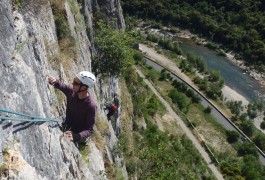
(104, 93, 119, 121)
(48, 71, 97, 145)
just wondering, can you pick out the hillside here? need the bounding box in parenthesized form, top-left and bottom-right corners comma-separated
(1, 0, 265, 179)
(121, 0, 265, 70)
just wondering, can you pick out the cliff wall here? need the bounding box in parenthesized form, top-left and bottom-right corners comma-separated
(0, 0, 125, 179)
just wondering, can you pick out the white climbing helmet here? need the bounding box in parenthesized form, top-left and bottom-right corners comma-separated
(76, 71, 96, 89)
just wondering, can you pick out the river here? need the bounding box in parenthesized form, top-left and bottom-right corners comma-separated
(177, 38, 265, 101)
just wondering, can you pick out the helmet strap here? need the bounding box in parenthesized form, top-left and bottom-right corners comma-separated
(77, 84, 88, 93)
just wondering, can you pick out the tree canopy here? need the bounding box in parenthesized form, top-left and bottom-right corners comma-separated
(121, 0, 265, 68)
(93, 21, 135, 77)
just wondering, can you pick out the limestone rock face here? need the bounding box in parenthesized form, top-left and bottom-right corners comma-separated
(0, 0, 125, 179)
(81, 0, 125, 50)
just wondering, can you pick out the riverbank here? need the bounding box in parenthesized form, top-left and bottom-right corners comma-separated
(139, 43, 249, 105)
(225, 52, 265, 87)
(222, 86, 248, 106)
(175, 29, 265, 87)
(139, 43, 265, 134)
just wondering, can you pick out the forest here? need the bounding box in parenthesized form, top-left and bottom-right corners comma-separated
(121, 0, 265, 70)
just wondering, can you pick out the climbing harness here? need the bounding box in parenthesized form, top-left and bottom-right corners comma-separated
(0, 108, 62, 123)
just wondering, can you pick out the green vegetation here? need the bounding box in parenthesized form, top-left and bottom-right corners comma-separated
(261, 121, 265, 130)
(163, 50, 225, 101)
(186, 53, 207, 73)
(226, 130, 240, 143)
(122, 0, 265, 70)
(0, 146, 9, 178)
(68, 0, 85, 30)
(137, 60, 265, 179)
(14, 41, 26, 53)
(92, 20, 136, 77)
(192, 71, 224, 101)
(253, 132, 265, 151)
(146, 33, 182, 55)
(171, 80, 201, 104)
(140, 19, 265, 157)
(204, 106, 212, 114)
(227, 101, 243, 119)
(136, 124, 213, 179)
(12, 0, 22, 9)
(168, 89, 190, 112)
(120, 66, 214, 179)
(241, 155, 264, 179)
(248, 99, 265, 118)
(124, 66, 166, 118)
(0, 164, 7, 178)
(226, 97, 265, 152)
(79, 144, 90, 165)
(50, 0, 78, 70)
(122, 7, 265, 177)
(51, 1, 71, 40)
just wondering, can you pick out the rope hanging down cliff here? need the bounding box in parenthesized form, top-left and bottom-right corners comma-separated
(0, 108, 62, 123)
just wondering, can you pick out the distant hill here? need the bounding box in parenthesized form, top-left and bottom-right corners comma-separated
(121, 0, 265, 68)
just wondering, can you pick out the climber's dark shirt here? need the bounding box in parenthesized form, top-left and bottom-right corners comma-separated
(54, 80, 96, 141)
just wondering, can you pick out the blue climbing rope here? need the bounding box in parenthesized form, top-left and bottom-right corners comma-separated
(0, 108, 62, 123)
(0, 116, 49, 122)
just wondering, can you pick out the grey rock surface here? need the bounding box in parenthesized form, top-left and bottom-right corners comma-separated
(0, 0, 16, 65)
(0, 0, 126, 179)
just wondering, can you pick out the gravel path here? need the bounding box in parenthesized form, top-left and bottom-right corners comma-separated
(135, 67, 224, 180)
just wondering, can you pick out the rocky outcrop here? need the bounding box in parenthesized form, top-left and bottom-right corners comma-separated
(0, 0, 126, 179)
(81, 0, 125, 33)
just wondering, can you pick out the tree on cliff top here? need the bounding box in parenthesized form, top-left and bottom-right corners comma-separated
(93, 20, 136, 77)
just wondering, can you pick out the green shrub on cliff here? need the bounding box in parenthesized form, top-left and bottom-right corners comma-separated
(93, 20, 136, 77)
